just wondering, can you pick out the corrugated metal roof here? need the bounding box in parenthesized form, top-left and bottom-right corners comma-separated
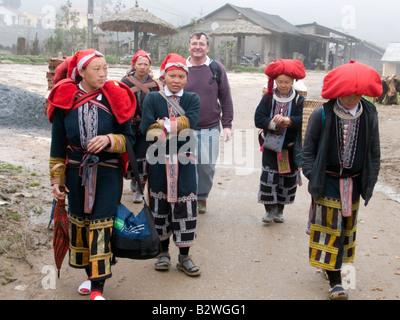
(382, 43, 400, 62)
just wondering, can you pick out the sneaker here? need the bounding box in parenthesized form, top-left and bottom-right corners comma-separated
(130, 179, 136, 192)
(133, 190, 143, 203)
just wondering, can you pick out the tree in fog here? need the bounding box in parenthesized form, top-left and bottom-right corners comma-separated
(1, 0, 21, 9)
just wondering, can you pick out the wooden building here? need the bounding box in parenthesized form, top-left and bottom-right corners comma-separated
(168, 3, 309, 66)
(381, 43, 400, 77)
(164, 4, 380, 70)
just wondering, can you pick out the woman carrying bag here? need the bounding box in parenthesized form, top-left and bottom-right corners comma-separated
(47, 49, 136, 300)
(254, 59, 306, 224)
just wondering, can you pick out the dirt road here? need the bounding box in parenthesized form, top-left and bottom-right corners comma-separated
(0, 63, 399, 301)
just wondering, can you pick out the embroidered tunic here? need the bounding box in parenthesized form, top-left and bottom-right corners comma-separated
(254, 89, 304, 205)
(305, 100, 369, 271)
(140, 90, 200, 247)
(121, 73, 159, 186)
(49, 81, 135, 281)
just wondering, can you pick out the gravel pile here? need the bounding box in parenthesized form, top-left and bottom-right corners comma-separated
(0, 83, 51, 131)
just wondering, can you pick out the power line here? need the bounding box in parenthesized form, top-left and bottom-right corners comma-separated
(137, 0, 194, 19)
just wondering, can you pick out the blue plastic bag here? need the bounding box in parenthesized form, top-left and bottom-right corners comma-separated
(112, 203, 160, 260)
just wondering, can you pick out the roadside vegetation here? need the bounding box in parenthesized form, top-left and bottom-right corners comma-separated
(0, 162, 53, 284)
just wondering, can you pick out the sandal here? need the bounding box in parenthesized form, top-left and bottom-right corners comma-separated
(78, 278, 91, 295)
(329, 284, 348, 300)
(177, 255, 201, 277)
(155, 252, 170, 271)
(90, 291, 105, 300)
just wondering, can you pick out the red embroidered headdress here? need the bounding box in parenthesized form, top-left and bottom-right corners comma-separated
(131, 50, 152, 66)
(159, 53, 188, 80)
(68, 49, 104, 81)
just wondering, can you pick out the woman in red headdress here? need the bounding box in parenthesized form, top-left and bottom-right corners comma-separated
(120, 50, 160, 203)
(302, 61, 382, 300)
(140, 53, 201, 276)
(47, 49, 136, 300)
(254, 59, 306, 224)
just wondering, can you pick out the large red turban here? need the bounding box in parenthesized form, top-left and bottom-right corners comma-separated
(321, 60, 383, 99)
(264, 59, 306, 95)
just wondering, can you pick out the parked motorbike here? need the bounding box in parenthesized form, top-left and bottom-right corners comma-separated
(240, 51, 261, 67)
(252, 51, 261, 67)
(240, 55, 252, 66)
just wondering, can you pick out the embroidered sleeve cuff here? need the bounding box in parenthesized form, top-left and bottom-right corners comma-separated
(105, 134, 126, 153)
(49, 157, 65, 185)
(146, 123, 167, 142)
(177, 116, 190, 132)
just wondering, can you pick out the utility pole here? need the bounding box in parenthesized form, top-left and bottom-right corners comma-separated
(88, 0, 94, 48)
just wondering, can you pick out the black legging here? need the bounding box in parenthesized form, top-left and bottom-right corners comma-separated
(160, 238, 189, 255)
(85, 267, 105, 293)
(326, 270, 341, 287)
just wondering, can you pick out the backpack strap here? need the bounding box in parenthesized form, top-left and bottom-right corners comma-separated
(125, 75, 158, 94)
(209, 60, 221, 85)
(159, 91, 186, 117)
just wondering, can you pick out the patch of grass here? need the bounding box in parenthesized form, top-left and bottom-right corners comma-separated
(0, 55, 49, 65)
(28, 182, 40, 188)
(0, 164, 22, 173)
(229, 65, 265, 73)
(2, 209, 21, 221)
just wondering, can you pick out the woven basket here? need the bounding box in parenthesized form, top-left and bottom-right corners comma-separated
(302, 100, 326, 142)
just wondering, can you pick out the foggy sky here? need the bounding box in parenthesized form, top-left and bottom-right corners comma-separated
(19, 0, 400, 48)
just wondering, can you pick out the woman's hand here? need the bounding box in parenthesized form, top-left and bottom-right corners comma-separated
(157, 118, 165, 126)
(52, 183, 69, 201)
(87, 135, 110, 154)
(272, 115, 291, 128)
